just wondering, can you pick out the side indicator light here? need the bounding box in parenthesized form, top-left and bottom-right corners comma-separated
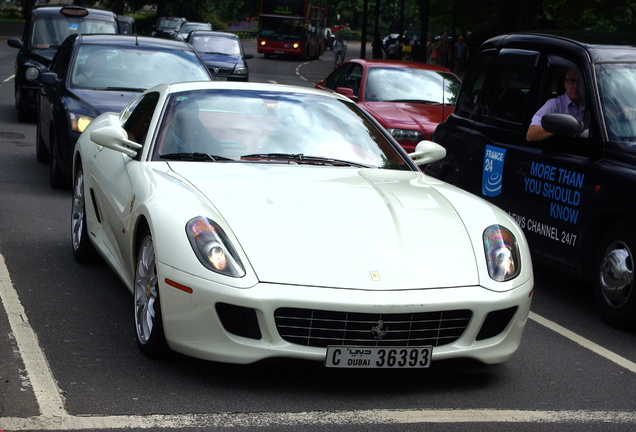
(165, 278, 193, 294)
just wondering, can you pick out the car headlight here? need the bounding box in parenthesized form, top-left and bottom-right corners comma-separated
(483, 225, 521, 282)
(387, 128, 425, 143)
(70, 112, 94, 133)
(186, 217, 245, 277)
(234, 66, 248, 75)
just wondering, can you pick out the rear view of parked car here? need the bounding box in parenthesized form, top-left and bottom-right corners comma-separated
(7, 6, 119, 121)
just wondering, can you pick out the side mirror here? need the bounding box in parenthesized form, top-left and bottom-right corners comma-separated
(409, 140, 447, 166)
(336, 87, 358, 101)
(90, 125, 143, 158)
(7, 38, 23, 49)
(38, 71, 59, 85)
(541, 113, 585, 136)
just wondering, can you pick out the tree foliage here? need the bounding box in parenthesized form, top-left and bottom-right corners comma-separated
(17, 0, 636, 39)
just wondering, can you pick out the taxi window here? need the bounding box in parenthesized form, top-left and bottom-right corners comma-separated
(455, 49, 496, 119)
(536, 56, 583, 113)
(483, 49, 539, 125)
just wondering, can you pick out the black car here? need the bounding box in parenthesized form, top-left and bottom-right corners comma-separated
(152, 16, 186, 39)
(186, 31, 253, 82)
(7, 6, 119, 121)
(32, 34, 212, 188)
(427, 32, 636, 330)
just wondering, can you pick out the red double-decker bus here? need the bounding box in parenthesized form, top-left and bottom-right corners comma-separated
(257, 0, 327, 59)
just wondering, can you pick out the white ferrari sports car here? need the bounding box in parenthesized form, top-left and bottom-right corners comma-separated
(72, 81, 533, 368)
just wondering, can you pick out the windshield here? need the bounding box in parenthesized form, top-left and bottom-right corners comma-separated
(30, 18, 117, 49)
(364, 67, 461, 104)
(259, 17, 305, 40)
(71, 44, 210, 89)
(190, 36, 240, 55)
(597, 63, 636, 142)
(153, 89, 411, 170)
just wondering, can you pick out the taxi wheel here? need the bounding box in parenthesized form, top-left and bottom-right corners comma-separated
(134, 228, 170, 357)
(593, 224, 636, 331)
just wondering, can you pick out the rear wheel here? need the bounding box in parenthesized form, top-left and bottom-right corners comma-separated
(593, 223, 636, 330)
(134, 228, 170, 357)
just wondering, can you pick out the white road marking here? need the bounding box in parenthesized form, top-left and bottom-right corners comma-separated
(529, 311, 636, 374)
(2, 74, 14, 83)
(0, 255, 66, 418)
(1, 253, 635, 429)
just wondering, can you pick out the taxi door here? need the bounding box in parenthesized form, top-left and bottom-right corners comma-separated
(490, 54, 599, 271)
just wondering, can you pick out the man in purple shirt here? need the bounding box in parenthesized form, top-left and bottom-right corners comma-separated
(526, 68, 586, 142)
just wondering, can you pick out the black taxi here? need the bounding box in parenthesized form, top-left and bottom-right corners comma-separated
(427, 32, 636, 330)
(7, 6, 118, 121)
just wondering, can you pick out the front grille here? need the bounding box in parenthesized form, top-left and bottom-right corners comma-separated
(275, 308, 471, 348)
(208, 67, 232, 75)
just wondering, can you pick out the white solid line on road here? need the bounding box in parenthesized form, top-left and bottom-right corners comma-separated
(529, 311, 636, 374)
(2, 409, 636, 430)
(1, 251, 636, 430)
(0, 255, 66, 417)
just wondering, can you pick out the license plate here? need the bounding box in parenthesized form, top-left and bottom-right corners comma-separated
(211, 77, 227, 81)
(274, 50, 285, 54)
(325, 346, 432, 368)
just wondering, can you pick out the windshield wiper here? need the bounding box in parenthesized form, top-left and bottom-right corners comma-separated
(105, 87, 147, 92)
(241, 153, 371, 168)
(204, 51, 231, 56)
(160, 153, 234, 162)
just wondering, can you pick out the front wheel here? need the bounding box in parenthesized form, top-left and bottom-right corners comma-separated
(134, 228, 170, 357)
(71, 163, 98, 263)
(593, 224, 636, 330)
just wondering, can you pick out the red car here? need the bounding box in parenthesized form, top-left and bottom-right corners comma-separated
(316, 59, 461, 152)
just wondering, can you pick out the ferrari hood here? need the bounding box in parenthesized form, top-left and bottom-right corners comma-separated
(170, 164, 479, 290)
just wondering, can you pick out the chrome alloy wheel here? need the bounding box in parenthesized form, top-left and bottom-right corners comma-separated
(134, 234, 159, 345)
(599, 240, 634, 309)
(71, 170, 85, 252)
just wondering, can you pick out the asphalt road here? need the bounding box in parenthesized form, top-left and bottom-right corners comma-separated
(0, 38, 635, 432)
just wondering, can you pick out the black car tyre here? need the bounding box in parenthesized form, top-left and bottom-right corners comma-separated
(35, 116, 50, 163)
(134, 228, 170, 357)
(593, 223, 636, 330)
(71, 163, 98, 263)
(49, 129, 68, 189)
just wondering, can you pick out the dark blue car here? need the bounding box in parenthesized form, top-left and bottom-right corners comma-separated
(32, 33, 212, 188)
(186, 31, 253, 82)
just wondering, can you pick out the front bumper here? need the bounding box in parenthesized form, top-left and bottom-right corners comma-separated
(158, 262, 533, 365)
